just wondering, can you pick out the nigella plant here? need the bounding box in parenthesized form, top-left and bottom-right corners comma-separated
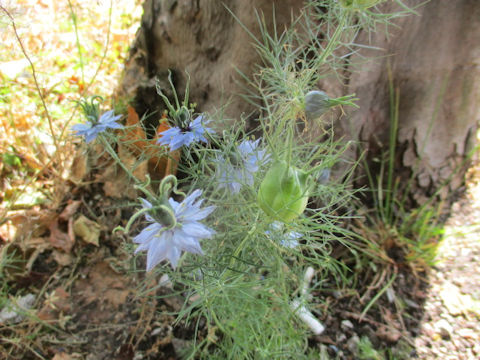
(157, 114, 213, 151)
(117, 175, 215, 271)
(71, 96, 123, 143)
(155, 73, 214, 151)
(216, 138, 270, 194)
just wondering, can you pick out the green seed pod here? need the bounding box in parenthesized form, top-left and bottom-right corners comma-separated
(257, 161, 309, 222)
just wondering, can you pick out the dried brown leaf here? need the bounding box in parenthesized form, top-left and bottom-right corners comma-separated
(73, 215, 100, 246)
(49, 217, 75, 252)
(59, 200, 81, 221)
(68, 147, 89, 185)
(73, 261, 131, 309)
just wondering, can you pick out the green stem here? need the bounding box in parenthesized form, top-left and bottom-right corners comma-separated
(113, 207, 152, 234)
(228, 211, 260, 269)
(100, 136, 140, 185)
(67, 0, 84, 84)
(316, 12, 348, 66)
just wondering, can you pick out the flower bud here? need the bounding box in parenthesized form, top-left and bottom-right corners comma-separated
(257, 161, 309, 222)
(148, 199, 177, 229)
(305, 90, 330, 119)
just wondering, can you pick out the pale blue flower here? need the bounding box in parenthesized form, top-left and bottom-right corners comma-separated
(217, 139, 269, 194)
(266, 221, 302, 248)
(318, 168, 331, 184)
(157, 114, 213, 150)
(71, 110, 123, 143)
(134, 189, 215, 271)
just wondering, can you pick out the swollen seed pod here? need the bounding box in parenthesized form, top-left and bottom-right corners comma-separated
(257, 161, 309, 222)
(305, 90, 331, 119)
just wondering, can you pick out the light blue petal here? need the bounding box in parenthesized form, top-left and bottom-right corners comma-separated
(99, 110, 115, 121)
(168, 198, 180, 213)
(158, 127, 182, 149)
(270, 221, 283, 231)
(84, 130, 100, 143)
(191, 115, 205, 127)
(145, 233, 170, 271)
(71, 123, 93, 132)
(170, 134, 189, 150)
(157, 127, 177, 142)
(243, 171, 254, 187)
(181, 132, 196, 146)
(181, 222, 215, 238)
(180, 205, 216, 221)
(173, 232, 203, 254)
(174, 190, 202, 219)
(183, 189, 202, 206)
(133, 223, 162, 244)
(288, 231, 303, 239)
(166, 245, 182, 269)
(229, 181, 242, 194)
(280, 238, 299, 248)
(140, 198, 153, 209)
(139, 198, 155, 222)
(134, 241, 151, 253)
(105, 122, 123, 129)
(99, 111, 122, 125)
(237, 139, 257, 156)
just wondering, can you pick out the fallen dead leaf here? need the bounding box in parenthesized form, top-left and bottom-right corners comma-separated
(121, 106, 180, 180)
(10, 208, 56, 240)
(49, 217, 75, 252)
(68, 147, 89, 185)
(73, 215, 101, 246)
(38, 286, 71, 322)
(73, 261, 131, 310)
(59, 200, 81, 221)
(101, 160, 143, 199)
(52, 250, 73, 266)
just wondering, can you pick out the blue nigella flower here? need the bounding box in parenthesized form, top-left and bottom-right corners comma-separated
(217, 139, 270, 194)
(157, 114, 213, 151)
(133, 189, 216, 271)
(71, 110, 123, 143)
(266, 221, 302, 248)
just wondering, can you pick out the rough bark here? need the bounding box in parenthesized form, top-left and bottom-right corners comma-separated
(119, 0, 304, 130)
(118, 0, 480, 205)
(344, 0, 480, 204)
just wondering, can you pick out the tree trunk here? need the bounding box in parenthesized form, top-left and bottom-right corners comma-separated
(118, 0, 480, 205)
(344, 0, 480, 205)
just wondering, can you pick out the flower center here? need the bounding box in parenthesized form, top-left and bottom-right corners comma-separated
(180, 126, 192, 133)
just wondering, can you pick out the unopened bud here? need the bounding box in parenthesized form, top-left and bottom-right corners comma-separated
(305, 90, 330, 119)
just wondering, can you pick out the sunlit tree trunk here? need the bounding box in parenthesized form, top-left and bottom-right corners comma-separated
(118, 0, 480, 205)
